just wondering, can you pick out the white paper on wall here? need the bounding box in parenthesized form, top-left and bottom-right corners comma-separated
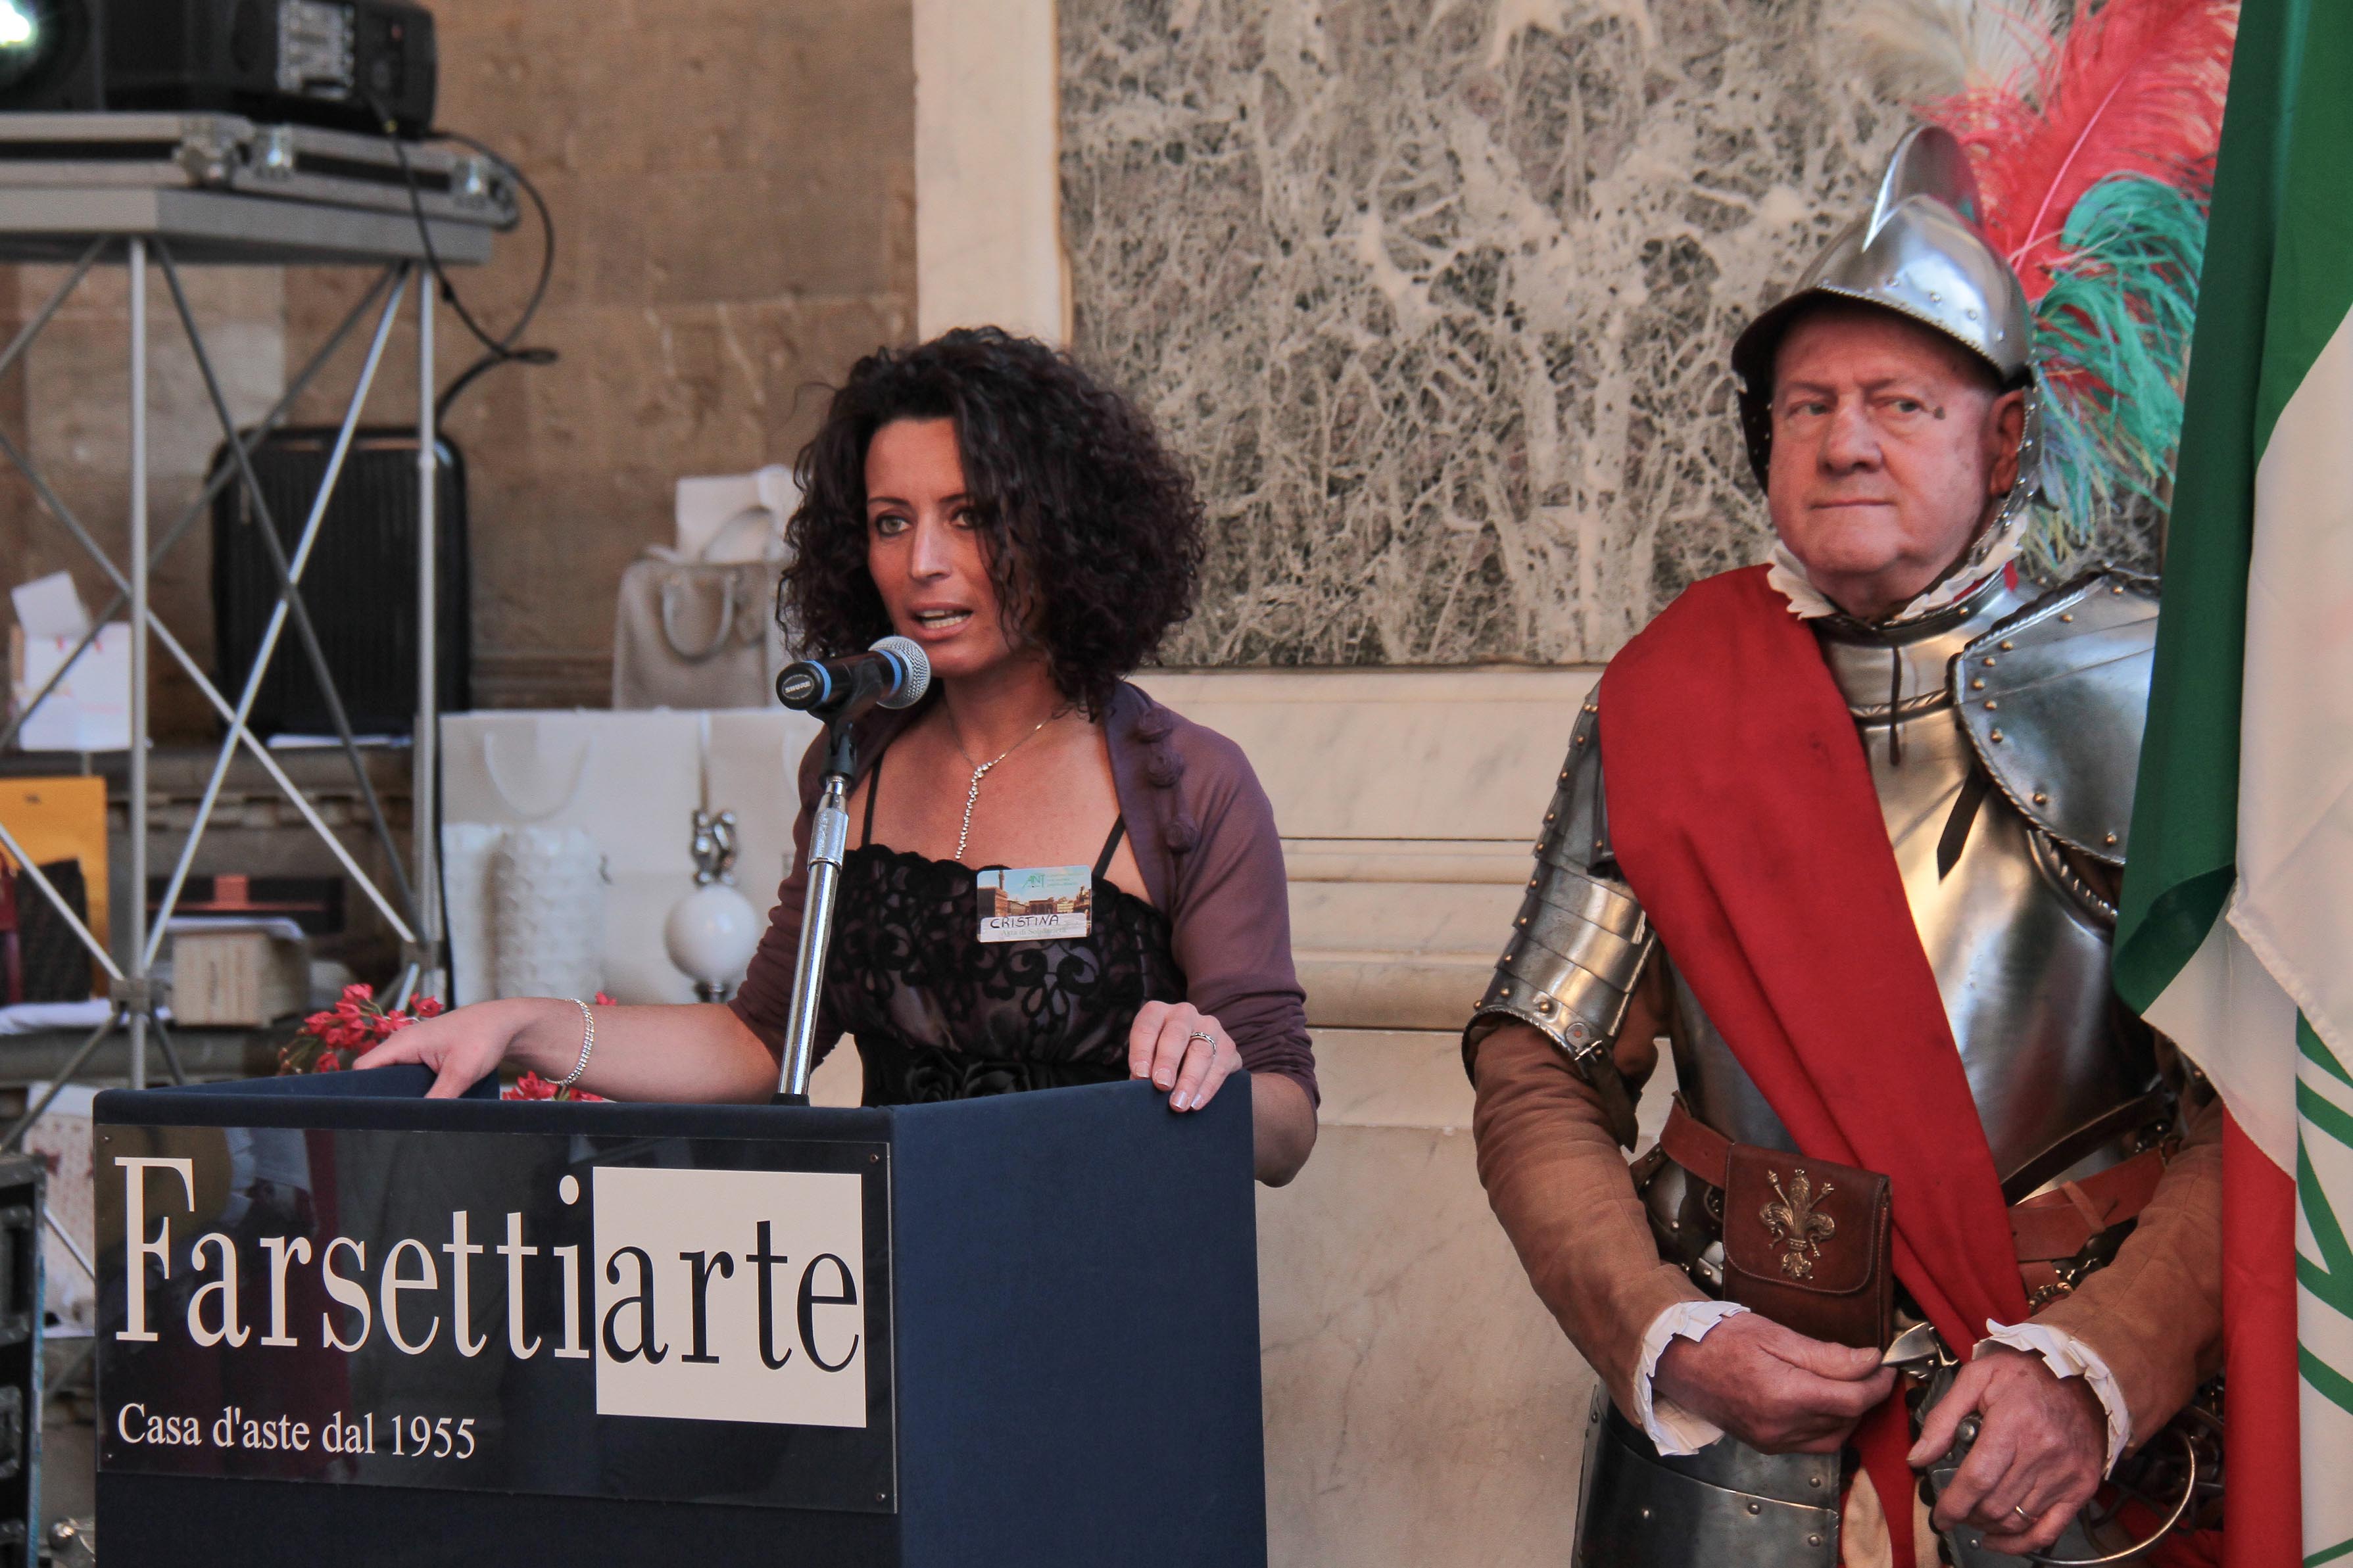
(11, 572, 89, 640)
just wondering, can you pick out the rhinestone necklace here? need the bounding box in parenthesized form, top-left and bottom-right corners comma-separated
(950, 708, 1067, 863)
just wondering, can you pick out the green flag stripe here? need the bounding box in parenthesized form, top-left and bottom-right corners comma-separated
(2310, 1536, 2353, 1568)
(2296, 1135, 2353, 1318)
(2308, 1020, 2353, 1091)
(2254, 5, 2353, 456)
(2112, 0, 2300, 1008)
(2298, 1082, 2353, 1154)
(2299, 1346, 2353, 1424)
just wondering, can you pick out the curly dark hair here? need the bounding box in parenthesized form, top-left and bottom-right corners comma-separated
(780, 327, 1207, 716)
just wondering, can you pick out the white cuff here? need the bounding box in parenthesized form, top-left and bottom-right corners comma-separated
(1981, 1319, 2131, 1474)
(1632, 1300, 1751, 1455)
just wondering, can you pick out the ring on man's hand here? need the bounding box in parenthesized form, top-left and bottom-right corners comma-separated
(2012, 1505, 2033, 1523)
(1186, 1030, 1217, 1049)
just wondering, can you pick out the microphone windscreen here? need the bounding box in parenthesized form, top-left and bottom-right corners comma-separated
(871, 635, 931, 708)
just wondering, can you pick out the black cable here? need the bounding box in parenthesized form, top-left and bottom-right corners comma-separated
(362, 95, 559, 421)
(425, 126, 558, 416)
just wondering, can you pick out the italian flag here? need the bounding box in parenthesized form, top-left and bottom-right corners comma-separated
(2112, 0, 2353, 1563)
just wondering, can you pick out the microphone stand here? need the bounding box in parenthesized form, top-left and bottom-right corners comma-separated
(773, 715, 857, 1106)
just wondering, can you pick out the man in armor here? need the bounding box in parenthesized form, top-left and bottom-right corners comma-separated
(1466, 126, 2221, 1567)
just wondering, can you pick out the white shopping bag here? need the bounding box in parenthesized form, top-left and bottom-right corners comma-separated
(11, 625, 132, 752)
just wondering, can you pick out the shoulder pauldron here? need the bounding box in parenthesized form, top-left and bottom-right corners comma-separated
(1951, 569, 2158, 868)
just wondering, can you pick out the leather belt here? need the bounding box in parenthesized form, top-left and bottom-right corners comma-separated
(1659, 1094, 2170, 1283)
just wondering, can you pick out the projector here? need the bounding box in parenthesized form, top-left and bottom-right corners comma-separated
(0, 0, 437, 136)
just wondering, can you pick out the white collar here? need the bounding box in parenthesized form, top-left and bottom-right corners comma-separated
(1766, 504, 2031, 624)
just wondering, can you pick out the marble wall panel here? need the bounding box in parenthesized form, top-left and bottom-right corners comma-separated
(1257, 1122, 1597, 1564)
(1065, 0, 1935, 667)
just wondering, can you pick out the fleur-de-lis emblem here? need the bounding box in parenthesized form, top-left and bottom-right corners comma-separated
(1760, 1167, 1837, 1280)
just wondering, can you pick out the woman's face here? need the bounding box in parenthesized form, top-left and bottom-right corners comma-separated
(864, 416, 1022, 682)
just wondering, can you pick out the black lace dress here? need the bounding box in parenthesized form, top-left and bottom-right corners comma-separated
(818, 746, 1188, 1105)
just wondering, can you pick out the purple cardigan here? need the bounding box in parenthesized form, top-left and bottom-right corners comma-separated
(729, 682, 1317, 1105)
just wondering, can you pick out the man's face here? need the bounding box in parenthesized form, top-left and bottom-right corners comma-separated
(1765, 305, 2026, 621)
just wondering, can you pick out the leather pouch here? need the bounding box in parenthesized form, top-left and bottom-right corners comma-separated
(1719, 1143, 1893, 1350)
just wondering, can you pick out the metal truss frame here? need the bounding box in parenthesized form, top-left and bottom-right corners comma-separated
(0, 235, 446, 1141)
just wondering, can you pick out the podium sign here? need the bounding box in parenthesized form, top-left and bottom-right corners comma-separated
(89, 1071, 1267, 1568)
(95, 1125, 897, 1511)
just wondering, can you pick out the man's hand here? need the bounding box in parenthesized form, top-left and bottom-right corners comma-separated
(1907, 1345, 2106, 1556)
(1651, 1312, 1897, 1453)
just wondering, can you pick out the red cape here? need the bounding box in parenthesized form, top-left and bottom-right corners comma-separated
(1599, 565, 2031, 1565)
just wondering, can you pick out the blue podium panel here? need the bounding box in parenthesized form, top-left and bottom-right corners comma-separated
(91, 1071, 1266, 1567)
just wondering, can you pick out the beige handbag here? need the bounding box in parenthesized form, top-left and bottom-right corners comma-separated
(610, 546, 784, 709)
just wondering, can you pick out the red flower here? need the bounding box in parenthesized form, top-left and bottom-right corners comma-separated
(414, 996, 445, 1018)
(314, 1054, 344, 1072)
(500, 1070, 604, 1104)
(593, 992, 616, 1007)
(341, 982, 375, 1006)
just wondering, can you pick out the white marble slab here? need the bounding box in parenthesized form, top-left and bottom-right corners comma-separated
(1138, 666, 1596, 841)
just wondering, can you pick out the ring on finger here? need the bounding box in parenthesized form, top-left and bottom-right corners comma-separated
(1186, 1029, 1217, 1051)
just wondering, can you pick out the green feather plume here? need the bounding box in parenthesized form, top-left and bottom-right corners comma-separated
(2025, 172, 2208, 571)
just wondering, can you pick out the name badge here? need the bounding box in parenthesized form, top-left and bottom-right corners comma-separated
(976, 864, 1093, 943)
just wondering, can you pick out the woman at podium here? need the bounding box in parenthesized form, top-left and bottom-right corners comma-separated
(367, 328, 1319, 1186)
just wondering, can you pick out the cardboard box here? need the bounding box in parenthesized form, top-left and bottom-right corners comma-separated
(169, 927, 308, 1026)
(0, 775, 109, 989)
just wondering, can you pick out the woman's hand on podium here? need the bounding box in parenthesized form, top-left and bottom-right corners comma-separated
(1127, 1000, 1239, 1112)
(356, 997, 570, 1099)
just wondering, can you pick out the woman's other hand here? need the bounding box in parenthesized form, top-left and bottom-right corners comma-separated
(1127, 999, 1240, 1111)
(356, 997, 570, 1099)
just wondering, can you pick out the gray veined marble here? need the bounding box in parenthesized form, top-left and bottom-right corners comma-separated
(1062, 0, 1906, 666)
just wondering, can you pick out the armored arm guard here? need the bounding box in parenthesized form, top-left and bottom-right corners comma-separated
(1463, 700, 1657, 1147)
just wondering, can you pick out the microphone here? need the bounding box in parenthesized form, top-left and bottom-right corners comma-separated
(775, 635, 932, 717)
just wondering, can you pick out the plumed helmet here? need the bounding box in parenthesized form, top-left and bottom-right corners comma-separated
(1730, 125, 2037, 490)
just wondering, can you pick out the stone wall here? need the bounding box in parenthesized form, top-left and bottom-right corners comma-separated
(3, 3, 915, 727)
(281, 0, 918, 709)
(1061, 0, 1902, 667)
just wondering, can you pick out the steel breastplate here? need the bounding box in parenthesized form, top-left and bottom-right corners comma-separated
(1657, 576, 2158, 1198)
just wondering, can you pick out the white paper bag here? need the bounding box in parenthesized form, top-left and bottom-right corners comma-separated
(12, 625, 132, 752)
(439, 709, 819, 1005)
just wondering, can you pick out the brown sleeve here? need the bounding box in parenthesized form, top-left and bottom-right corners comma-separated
(1470, 967, 1705, 1415)
(2029, 1084, 2224, 1446)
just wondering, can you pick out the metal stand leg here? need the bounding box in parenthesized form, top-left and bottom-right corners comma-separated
(126, 237, 149, 1093)
(412, 262, 443, 1003)
(776, 724, 858, 1103)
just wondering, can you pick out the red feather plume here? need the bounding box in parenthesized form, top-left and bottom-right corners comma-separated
(1925, 0, 2237, 300)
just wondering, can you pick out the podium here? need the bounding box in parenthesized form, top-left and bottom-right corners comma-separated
(90, 1070, 1267, 1566)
